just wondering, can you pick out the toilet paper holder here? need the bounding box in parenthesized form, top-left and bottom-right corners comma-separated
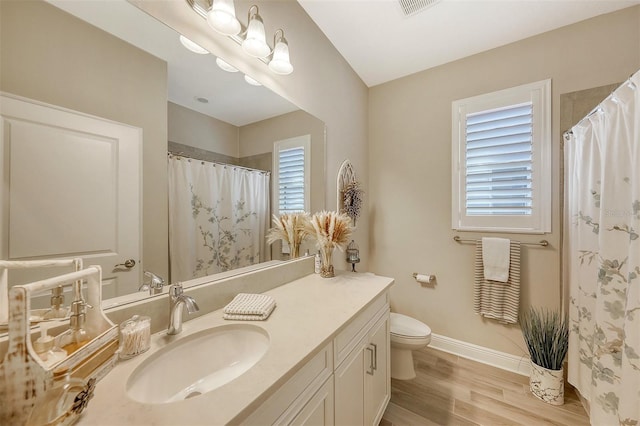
(412, 273, 435, 284)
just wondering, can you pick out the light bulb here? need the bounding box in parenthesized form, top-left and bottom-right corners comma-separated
(268, 32, 293, 75)
(242, 7, 270, 58)
(216, 57, 239, 73)
(244, 75, 262, 86)
(179, 35, 209, 55)
(207, 0, 241, 36)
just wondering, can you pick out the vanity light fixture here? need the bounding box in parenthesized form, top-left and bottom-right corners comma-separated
(244, 75, 262, 86)
(268, 29, 293, 75)
(241, 6, 270, 58)
(218, 58, 262, 88)
(179, 35, 209, 55)
(187, 0, 293, 75)
(216, 57, 239, 73)
(207, 0, 241, 36)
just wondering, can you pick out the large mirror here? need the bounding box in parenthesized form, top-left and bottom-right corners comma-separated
(0, 0, 325, 313)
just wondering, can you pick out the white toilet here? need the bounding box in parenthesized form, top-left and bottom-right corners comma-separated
(390, 312, 432, 380)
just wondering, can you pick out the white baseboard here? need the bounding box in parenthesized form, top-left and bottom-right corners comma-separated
(430, 334, 531, 377)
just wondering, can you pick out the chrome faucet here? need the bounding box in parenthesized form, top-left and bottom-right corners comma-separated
(139, 270, 165, 296)
(167, 283, 199, 335)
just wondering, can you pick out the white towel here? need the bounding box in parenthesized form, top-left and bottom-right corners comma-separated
(482, 237, 511, 282)
(223, 293, 276, 321)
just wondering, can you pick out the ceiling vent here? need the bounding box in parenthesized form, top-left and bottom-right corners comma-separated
(398, 0, 441, 17)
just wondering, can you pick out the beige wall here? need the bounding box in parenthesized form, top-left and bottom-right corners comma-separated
(239, 110, 326, 214)
(240, 110, 327, 260)
(368, 6, 640, 356)
(168, 101, 239, 157)
(167, 104, 325, 214)
(130, 0, 370, 272)
(238, 153, 272, 174)
(0, 0, 169, 279)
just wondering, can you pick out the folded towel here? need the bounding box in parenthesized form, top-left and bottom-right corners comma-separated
(482, 237, 511, 282)
(223, 293, 276, 321)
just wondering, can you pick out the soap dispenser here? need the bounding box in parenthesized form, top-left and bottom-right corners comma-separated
(42, 285, 69, 319)
(58, 282, 90, 354)
(34, 323, 67, 367)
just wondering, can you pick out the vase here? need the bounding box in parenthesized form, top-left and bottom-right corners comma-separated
(291, 242, 300, 259)
(529, 361, 564, 405)
(319, 246, 335, 278)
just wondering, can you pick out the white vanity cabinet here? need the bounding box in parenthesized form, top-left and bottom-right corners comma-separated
(241, 291, 390, 426)
(334, 298, 390, 426)
(365, 314, 390, 424)
(242, 343, 334, 426)
(289, 376, 335, 425)
(76, 264, 395, 426)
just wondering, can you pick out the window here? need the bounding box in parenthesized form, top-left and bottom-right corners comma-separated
(452, 79, 551, 233)
(273, 135, 311, 215)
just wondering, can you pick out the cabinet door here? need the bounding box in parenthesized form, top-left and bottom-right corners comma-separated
(334, 337, 366, 426)
(290, 376, 334, 426)
(365, 313, 390, 426)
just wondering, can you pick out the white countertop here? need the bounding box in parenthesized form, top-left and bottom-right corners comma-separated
(79, 271, 394, 425)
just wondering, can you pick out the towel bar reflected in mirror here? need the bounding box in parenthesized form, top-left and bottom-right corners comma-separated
(453, 236, 549, 247)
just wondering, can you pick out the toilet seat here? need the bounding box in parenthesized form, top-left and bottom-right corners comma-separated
(390, 313, 431, 339)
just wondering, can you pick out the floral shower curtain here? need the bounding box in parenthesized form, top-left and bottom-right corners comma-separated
(168, 156, 270, 282)
(565, 71, 639, 425)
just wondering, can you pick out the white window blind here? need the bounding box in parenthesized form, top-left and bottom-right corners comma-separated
(465, 103, 533, 216)
(278, 146, 305, 213)
(452, 79, 551, 233)
(273, 135, 310, 216)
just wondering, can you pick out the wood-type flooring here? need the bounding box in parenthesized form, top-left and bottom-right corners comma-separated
(380, 347, 590, 426)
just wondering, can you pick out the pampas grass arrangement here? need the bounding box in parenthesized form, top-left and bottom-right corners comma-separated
(266, 212, 310, 259)
(306, 211, 353, 278)
(520, 307, 568, 371)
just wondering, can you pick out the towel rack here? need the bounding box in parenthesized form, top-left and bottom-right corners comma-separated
(453, 235, 549, 247)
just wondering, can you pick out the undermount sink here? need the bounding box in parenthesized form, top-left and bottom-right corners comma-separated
(126, 324, 270, 404)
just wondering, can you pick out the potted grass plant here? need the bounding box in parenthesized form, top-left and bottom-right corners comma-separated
(520, 307, 569, 405)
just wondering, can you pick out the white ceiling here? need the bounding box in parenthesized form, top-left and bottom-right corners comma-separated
(298, 0, 640, 87)
(44, 0, 640, 116)
(46, 0, 298, 126)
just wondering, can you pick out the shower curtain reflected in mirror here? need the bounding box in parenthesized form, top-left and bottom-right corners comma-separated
(564, 71, 639, 425)
(168, 156, 269, 282)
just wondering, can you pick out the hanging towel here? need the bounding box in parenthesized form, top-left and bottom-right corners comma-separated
(474, 240, 521, 324)
(223, 293, 276, 321)
(481, 237, 511, 282)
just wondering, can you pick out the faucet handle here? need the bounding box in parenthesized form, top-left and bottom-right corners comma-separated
(144, 270, 165, 287)
(169, 282, 184, 297)
(142, 271, 166, 295)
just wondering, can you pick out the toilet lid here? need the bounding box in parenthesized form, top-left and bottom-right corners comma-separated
(390, 313, 431, 338)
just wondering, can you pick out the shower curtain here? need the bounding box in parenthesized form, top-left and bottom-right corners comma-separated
(565, 71, 639, 425)
(168, 156, 270, 282)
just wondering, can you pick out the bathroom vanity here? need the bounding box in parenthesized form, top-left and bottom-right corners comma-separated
(77, 265, 393, 425)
